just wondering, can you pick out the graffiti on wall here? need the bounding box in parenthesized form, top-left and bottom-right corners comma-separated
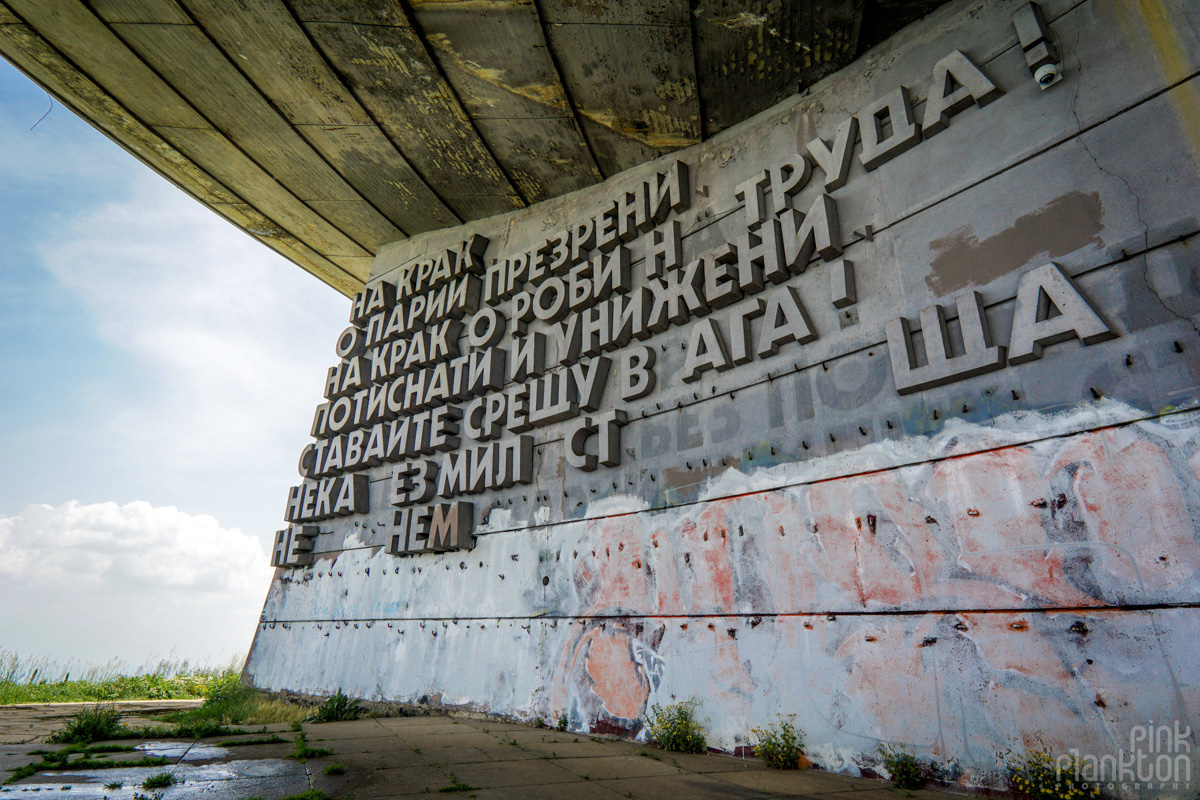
(534, 408, 1199, 775)
(248, 403, 1199, 785)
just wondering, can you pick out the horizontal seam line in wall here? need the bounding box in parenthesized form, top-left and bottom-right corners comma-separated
(471, 115, 576, 122)
(329, 398, 1200, 544)
(356, 225, 1199, 491)
(545, 21, 689, 28)
(376, 67, 1200, 398)
(295, 21, 412, 29)
(874, 66, 1200, 239)
(258, 601, 1200, 625)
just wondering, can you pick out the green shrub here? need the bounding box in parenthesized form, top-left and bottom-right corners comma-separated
(46, 707, 123, 744)
(878, 744, 923, 789)
(750, 715, 805, 769)
(306, 689, 364, 723)
(1009, 749, 1102, 800)
(646, 699, 706, 753)
(556, 711, 568, 731)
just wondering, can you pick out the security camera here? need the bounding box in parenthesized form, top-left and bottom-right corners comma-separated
(1034, 63, 1062, 89)
(1013, 3, 1064, 90)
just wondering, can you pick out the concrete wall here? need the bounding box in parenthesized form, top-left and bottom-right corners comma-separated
(246, 0, 1200, 790)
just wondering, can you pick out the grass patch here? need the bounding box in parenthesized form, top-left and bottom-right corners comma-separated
(215, 736, 287, 747)
(30, 744, 136, 757)
(0, 651, 238, 705)
(159, 674, 309, 729)
(141, 773, 176, 789)
(323, 762, 346, 776)
(278, 792, 334, 800)
(41, 678, 306, 746)
(6, 755, 170, 784)
(305, 689, 363, 723)
(437, 777, 477, 792)
(286, 733, 331, 761)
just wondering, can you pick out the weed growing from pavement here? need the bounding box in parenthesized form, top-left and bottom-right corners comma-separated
(1008, 749, 1104, 799)
(323, 762, 346, 776)
(305, 689, 364, 723)
(878, 744, 924, 789)
(438, 775, 477, 792)
(646, 699, 707, 753)
(750, 715, 806, 769)
(141, 773, 176, 789)
(46, 707, 123, 744)
(286, 732, 332, 761)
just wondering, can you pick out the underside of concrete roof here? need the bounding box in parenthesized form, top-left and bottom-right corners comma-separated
(0, 0, 945, 295)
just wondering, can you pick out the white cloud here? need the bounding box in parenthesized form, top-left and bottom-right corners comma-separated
(0, 64, 352, 667)
(25, 172, 349, 540)
(0, 500, 274, 665)
(41, 173, 347, 474)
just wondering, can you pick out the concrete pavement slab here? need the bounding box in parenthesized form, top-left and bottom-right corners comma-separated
(468, 780, 631, 800)
(553, 754, 684, 780)
(709, 768, 889, 795)
(298, 719, 393, 738)
(395, 730, 501, 748)
(309, 763, 452, 798)
(514, 738, 631, 758)
(0, 703, 976, 799)
(657, 751, 770, 773)
(493, 728, 584, 744)
(315, 743, 429, 771)
(443, 757, 584, 789)
(416, 741, 539, 765)
(461, 720, 537, 733)
(599, 772, 774, 799)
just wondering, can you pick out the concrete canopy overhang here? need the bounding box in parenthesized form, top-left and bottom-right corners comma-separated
(0, 0, 944, 296)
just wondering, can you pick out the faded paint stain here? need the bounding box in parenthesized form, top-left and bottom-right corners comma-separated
(708, 12, 769, 29)
(925, 191, 1104, 296)
(576, 108, 699, 150)
(1126, 0, 1200, 155)
(424, 32, 570, 112)
(653, 78, 696, 104)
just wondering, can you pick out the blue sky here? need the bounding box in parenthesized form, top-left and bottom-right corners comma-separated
(0, 59, 348, 669)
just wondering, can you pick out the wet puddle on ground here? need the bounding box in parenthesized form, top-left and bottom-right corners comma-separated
(2, 744, 310, 800)
(136, 742, 228, 762)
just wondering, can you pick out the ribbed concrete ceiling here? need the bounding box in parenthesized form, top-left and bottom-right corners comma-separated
(0, 0, 945, 295)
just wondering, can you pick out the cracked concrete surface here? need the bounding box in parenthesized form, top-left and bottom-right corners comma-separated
(0, 703, 970, 799)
